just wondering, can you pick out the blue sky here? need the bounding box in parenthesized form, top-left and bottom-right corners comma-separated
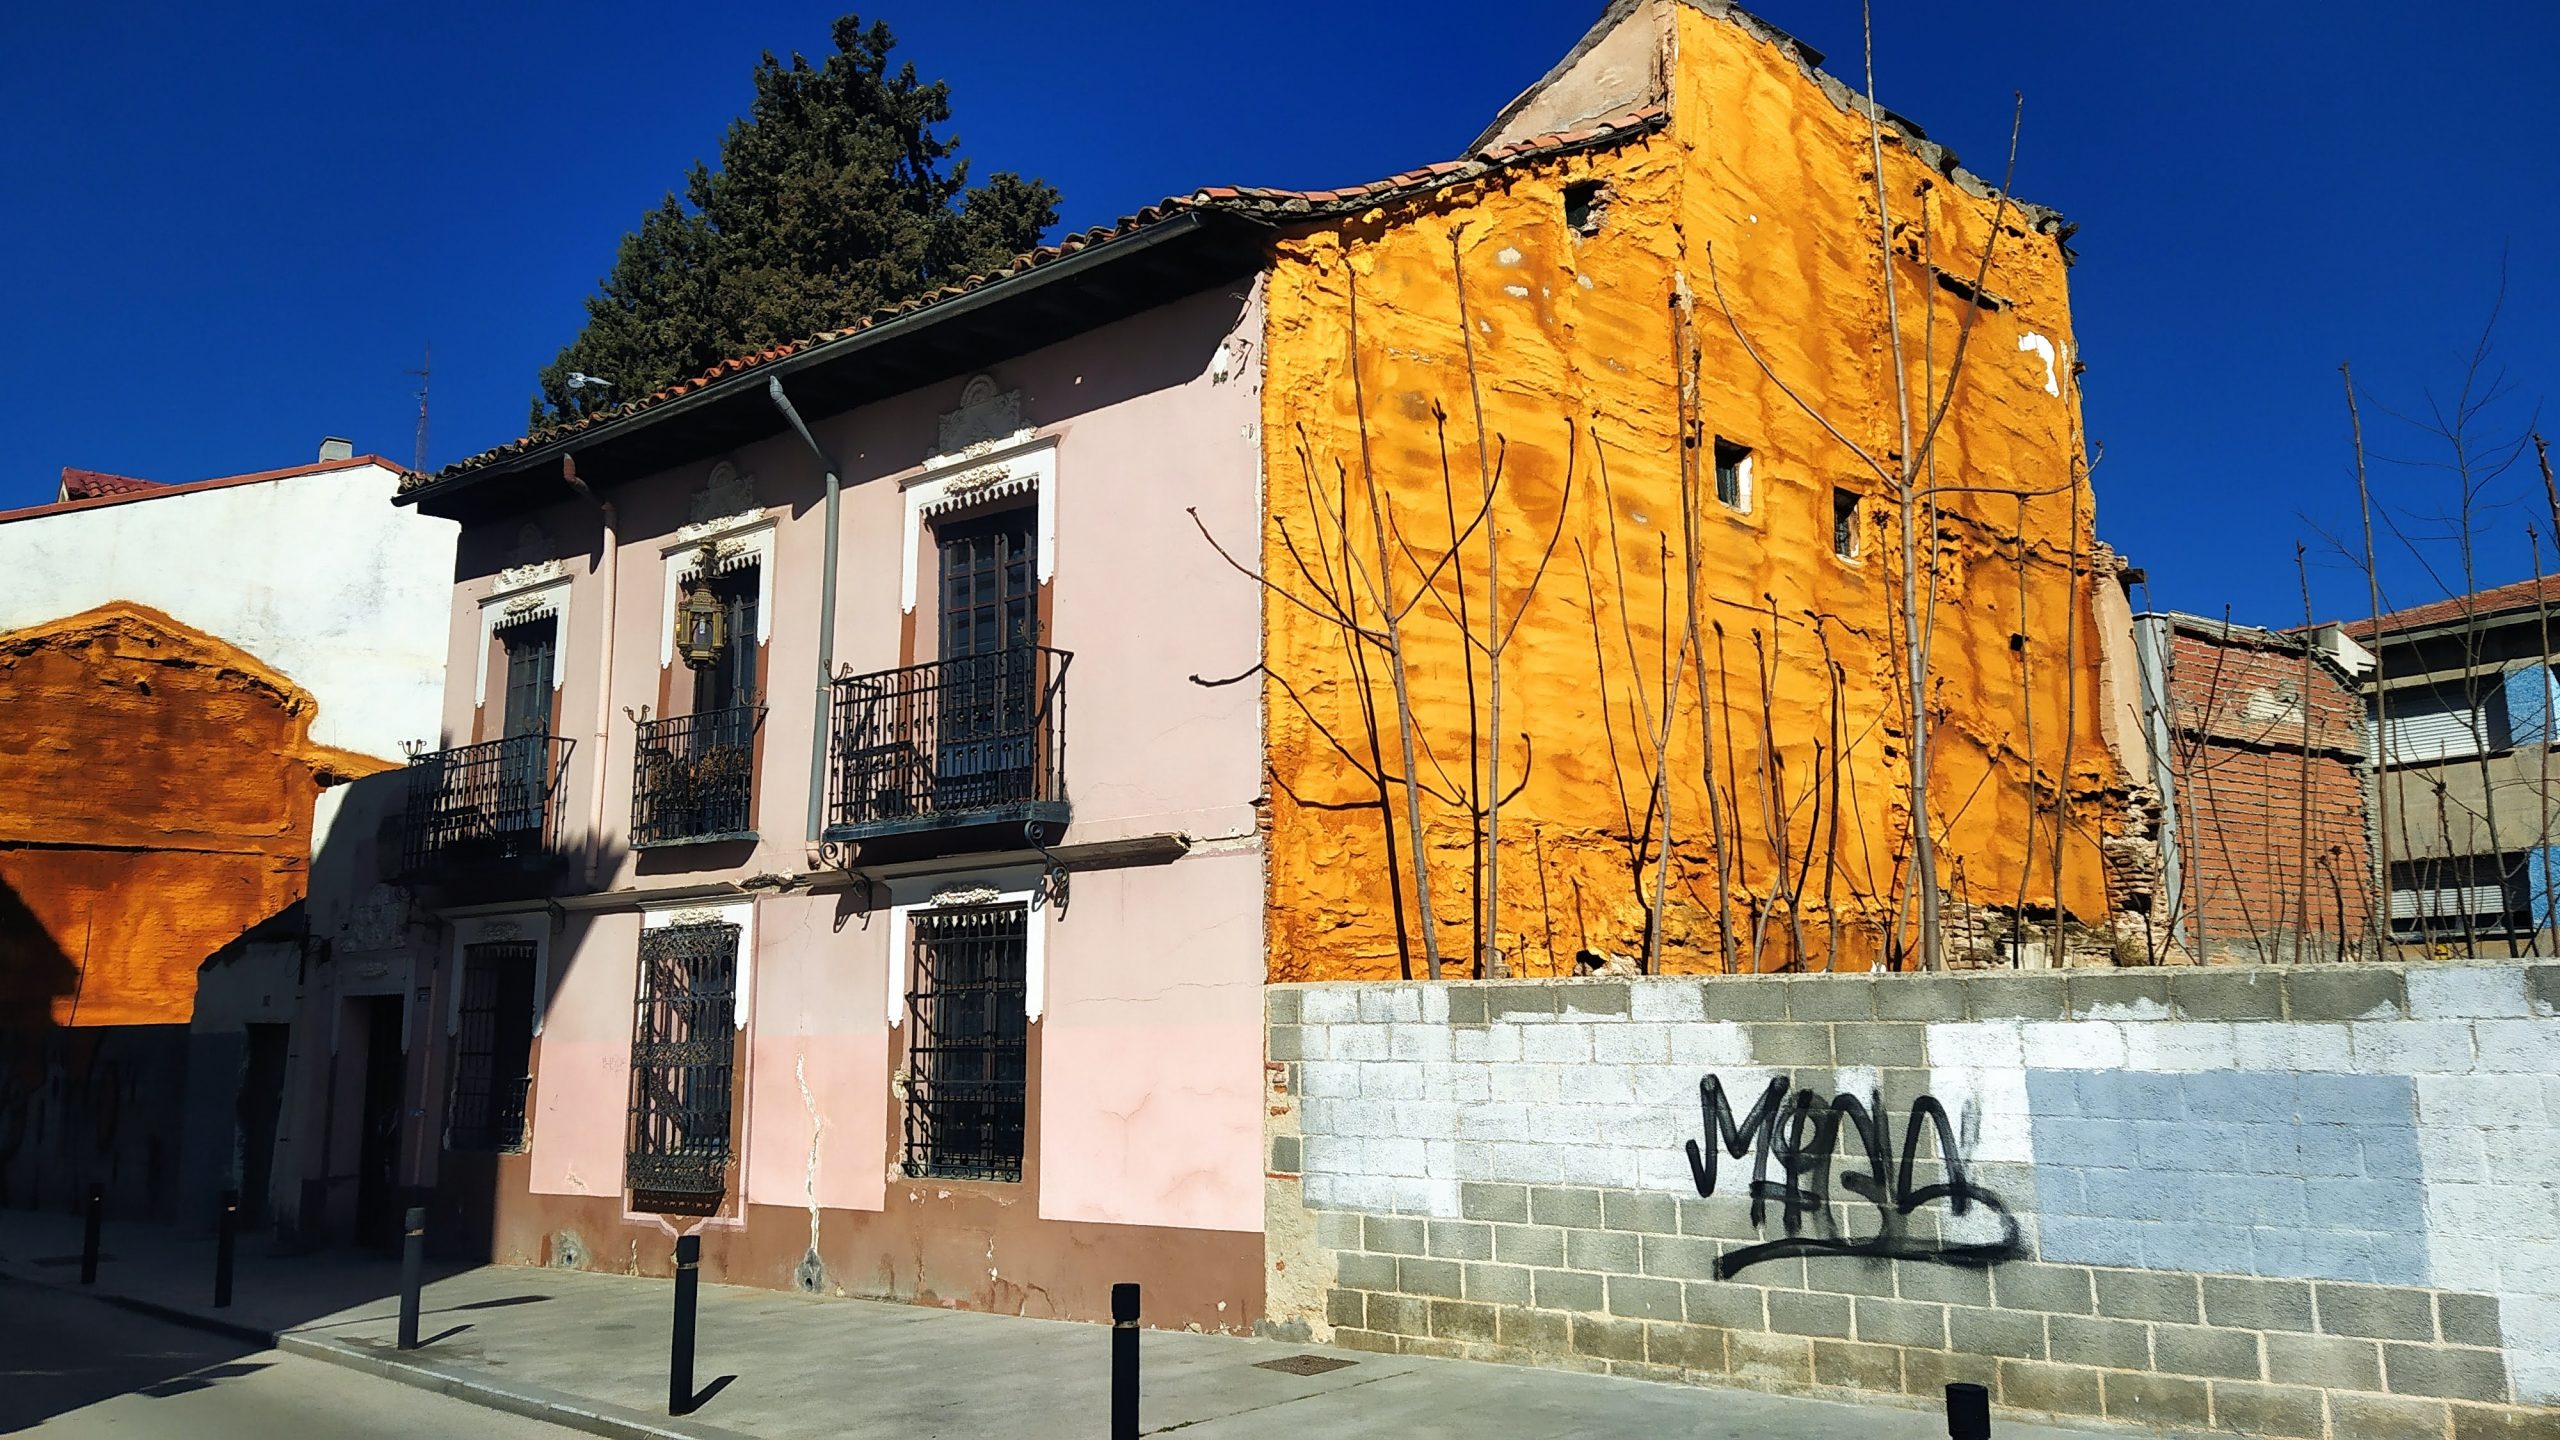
(2, 2, 2551, 627)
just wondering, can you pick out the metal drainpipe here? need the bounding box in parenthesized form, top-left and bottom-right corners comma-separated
(560, 455, 618, 885)
(765, 376, 842, 846)
(2130, 613, 2184, 946)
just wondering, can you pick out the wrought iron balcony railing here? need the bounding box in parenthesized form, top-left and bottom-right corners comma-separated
(631, 705, 764, 848)
(825, 646, 1070, 845)
(401, 734, 574, 877)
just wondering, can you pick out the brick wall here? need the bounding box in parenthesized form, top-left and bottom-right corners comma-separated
(1264, 966, 2560, 1438)
(2165, 625, 2373, 964)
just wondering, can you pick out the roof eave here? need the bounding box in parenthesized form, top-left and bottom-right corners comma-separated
(397, 208, 1254, 514)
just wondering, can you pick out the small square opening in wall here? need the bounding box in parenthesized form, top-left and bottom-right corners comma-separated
(1564, 180, 1611, 236)
(1832, 488, 1862, 559)
(1713, 439, 1753, 512)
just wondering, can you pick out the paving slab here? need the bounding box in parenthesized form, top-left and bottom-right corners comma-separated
(0, 1208, 2188, 1439)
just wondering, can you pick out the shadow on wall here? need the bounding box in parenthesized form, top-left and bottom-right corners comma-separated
(0, 876, 78, 1203)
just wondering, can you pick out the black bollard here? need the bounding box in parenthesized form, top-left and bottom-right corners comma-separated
(1111, 1282, 1139, 1440)
(669, 1234, 701, 1416)
(397, 1206, 425, 1350)
(1946, 1380, 1991, 1440)
(79, 1185, 103, 1286)
(213, 1190, 238, 1309)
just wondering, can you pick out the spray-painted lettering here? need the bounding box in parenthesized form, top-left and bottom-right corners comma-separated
(1685, 1073, 2023, 1278)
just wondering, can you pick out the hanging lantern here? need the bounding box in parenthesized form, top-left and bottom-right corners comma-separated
(675, 553, 726, 670)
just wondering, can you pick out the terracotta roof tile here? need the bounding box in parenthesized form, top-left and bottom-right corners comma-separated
(409, 105, 1670, 492)
(5, 455, 404, 526)
(58, 467, 164, 501)
(2341, 575, 2560, 640)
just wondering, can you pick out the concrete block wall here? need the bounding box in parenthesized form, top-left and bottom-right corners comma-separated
(1262, 965, 2560, 1438)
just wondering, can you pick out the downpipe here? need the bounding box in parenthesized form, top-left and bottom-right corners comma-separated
(561, 454, 618, 885)
(765, 376, 842, 849)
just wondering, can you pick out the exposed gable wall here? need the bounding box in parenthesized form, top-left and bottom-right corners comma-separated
(1256, 0, 2121, 979)
(1471, 0, 1671, 152)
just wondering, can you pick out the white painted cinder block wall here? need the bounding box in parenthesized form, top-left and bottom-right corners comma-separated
(1279, 965, 2560, 1410)
(0, 462, 456, 758)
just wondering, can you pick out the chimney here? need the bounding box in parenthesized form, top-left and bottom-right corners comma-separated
(316, 436, 355, 462)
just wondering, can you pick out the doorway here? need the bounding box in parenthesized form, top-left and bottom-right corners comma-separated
(351, 997, 407, 1250)
(234, 1023, 289, 1232)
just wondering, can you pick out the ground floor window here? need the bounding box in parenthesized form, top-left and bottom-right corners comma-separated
(626, 921, 739, 1205)
(449, 941, 537, 1152)
(903, 905, 1029, 1182)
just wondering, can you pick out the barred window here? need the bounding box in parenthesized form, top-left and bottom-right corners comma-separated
(903, 906, 1029, 1182)
(627, 921, 739, 1207)
(448, 942, 536, 1152)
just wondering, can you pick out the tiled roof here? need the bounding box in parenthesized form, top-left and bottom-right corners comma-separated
(58, 467, 164, 501)
(409, 106, 1670, 491)
(1, 455, 403, 526)
(2340, 575, 2560, 640)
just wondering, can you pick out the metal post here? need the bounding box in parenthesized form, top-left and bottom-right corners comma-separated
(397, 1206, 425, 1350)
(1111, 1282, 1139, 1440)
(79, 1185, 102, 1285)
(670, 1234, 701, 1416)
(1946, 1380, 1991, 1440)
(213, 1190, 238, 1309)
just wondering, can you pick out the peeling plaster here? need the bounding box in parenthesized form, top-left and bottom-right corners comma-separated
(2019, 332, 2059, 397)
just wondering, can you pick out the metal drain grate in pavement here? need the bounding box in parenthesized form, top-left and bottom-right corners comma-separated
(1254, 1354, 1357, 1376)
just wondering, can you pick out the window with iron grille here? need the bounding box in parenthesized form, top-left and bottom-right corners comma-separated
(448, 942, 538, 1151)
(903, 906, 1029, 1182)
(626, 921, 739, 1203)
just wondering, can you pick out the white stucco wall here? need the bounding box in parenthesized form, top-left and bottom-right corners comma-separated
(0, 463, 455, 759)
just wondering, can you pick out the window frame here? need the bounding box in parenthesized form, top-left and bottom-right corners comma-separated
(624, 915, 745, 1209)
(446, 940, 538, 1153)
(899, 903, 1032, 1183)
(1831, 486, 1863, 561)
(1712, 438, 1754, 514)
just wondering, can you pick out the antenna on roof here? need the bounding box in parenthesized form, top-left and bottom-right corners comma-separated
(406, 345, 432, 472)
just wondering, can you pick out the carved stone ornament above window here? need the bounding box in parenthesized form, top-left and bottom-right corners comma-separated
(929, 885, 1005, 908)
(342, 882, 414, 953)
(676, 462, 763, 544)
(934, 375, 1029, 463)
(496, 521, 566, 593)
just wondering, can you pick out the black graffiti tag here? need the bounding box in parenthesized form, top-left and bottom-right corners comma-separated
(1685, 1074, 2023, 1278)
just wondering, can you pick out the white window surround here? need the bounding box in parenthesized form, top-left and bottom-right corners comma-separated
(657, 518, 776, 669)
(900, 435, 1058, 615)
(884, 867, 1048, 1027)
(447, 913, 554, 1039)
(475, 559, 571, 708)
(642, 897, 757, 1031)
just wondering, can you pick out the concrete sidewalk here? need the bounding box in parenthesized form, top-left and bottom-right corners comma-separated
(0, 1209, 2183, 1440)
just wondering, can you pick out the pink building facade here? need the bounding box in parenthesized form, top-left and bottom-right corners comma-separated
(391, 252, 1275, 1325)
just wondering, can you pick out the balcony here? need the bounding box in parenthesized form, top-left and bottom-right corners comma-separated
(824, 646, 1070, 855)
(631, 705, 764, 848)
(401, 734, 574, 879)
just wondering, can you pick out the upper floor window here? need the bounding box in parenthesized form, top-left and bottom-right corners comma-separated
(1832, 488, 1862, 560)
(2371, 682, 2504, 765)
(1713, 439, 1752, 513)
(938, 509, 1039, 660)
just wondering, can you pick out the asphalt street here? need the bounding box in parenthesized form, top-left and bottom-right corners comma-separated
(0, 1275, 571, 1437)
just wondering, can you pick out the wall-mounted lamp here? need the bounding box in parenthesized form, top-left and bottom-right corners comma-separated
(675, 549, 726, 669)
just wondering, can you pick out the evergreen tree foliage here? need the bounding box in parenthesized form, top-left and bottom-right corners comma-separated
(530, 15, 1059, 429)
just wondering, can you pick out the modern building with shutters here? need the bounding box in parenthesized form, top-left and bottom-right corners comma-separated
(2343, 576, 2560, 955)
